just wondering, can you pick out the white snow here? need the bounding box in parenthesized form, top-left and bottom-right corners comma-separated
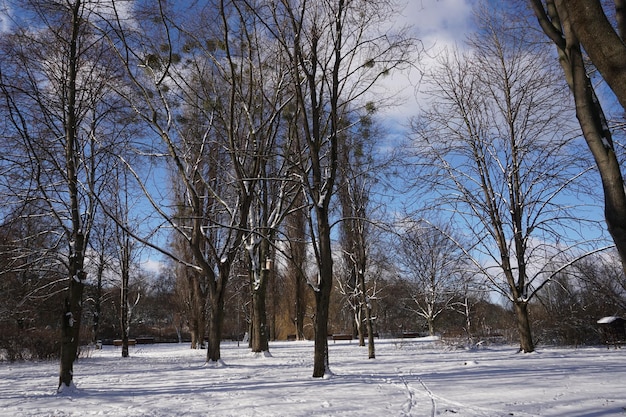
(1, 338, 626, 416)
(597, 316, 621, 324)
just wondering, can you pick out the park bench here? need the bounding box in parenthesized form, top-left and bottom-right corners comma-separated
(332, 334, 353, 343)
(113, 339, 137, 346)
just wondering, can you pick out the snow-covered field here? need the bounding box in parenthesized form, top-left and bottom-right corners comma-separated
(1, 338, 625, 416)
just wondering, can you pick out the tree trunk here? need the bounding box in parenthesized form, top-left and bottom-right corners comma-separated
(92, 262, 103, 345)
(59, 235, 86, 390)
(313, 285, 331, 377)
(206, 267, 229, 363)
(121, 248, 129, 358)
(189, 274, 206, 349)
(58, 0, 85, 392)
(428, 319, 435, 337)
(562, 0, 626, 111)
(531, 0, 626, 273)
(313, 217, 333, 378)
(295, 272, 306, 340)
(250, 268, 269, 352)
(206, 291, 225, 363)
(514, 301, 535, 353)
(362, 284, 375, 359)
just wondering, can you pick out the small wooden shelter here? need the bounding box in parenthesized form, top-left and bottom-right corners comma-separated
(597, 316, 626, 348)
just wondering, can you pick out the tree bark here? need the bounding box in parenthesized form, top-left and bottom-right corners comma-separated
(189, 273, 206, 349)
(250, 274, 269, 352)
(561, 0, 626, 110)
(206, 281, 226, 363)
(531, 0, 626, 272)
(360, 271, 375, 359)
(514, 301, 535, 353)
(59, 0, 86, 391)
(59, 234, 86, 390)
(313, 214, 333, 378)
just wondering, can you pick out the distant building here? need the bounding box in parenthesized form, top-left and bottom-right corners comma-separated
(597, 316, 625, 348)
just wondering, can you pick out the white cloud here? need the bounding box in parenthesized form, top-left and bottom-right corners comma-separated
(403, 0, 474, 45)
(375, 0, 475, 128)
(141, 258, 165, 275)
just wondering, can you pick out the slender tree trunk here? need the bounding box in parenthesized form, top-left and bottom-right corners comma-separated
(295, 270, 306, 340)
(313, 216, 333, 378)
(189, 274, 206, 349)
(58, 0, 85, 391)
(120, 244, 129, 358)
(360, 270, 375, 359)
(59, 234, 86, 390)
(92, 262, 104, 345)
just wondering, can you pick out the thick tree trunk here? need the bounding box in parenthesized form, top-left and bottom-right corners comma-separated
(531, 0, 626, 273)
(562, 0, 626, 110)
(514, 301, 535, 353)
(428, 319, 435, 337)
(206, 292, 225, 363)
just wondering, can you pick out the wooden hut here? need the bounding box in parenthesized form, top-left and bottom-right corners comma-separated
(597, 316, 625, 348)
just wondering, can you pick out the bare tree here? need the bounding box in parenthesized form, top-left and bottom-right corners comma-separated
(336, 108, 381, 358)
(284, 193, 309, 341)
(410, 9, 597, 352)
(529, 0, 626, 272)
(258, 0, 414, 377)
(393, 220, 470, 337)
(0, 0, 130, 389)
(101, 0, 296, 363)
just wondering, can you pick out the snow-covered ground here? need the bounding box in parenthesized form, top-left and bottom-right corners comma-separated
(1, 338, 625, 416)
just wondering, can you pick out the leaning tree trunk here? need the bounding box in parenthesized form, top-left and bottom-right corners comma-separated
(530, 0, 626, 273)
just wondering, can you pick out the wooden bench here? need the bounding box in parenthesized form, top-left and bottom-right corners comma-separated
(401, 332, 421, 339)
(332, 334, 353, 343)
(113, 339, 137, 346)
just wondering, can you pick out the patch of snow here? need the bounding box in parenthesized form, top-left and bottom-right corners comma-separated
(597, 316, 621, 324)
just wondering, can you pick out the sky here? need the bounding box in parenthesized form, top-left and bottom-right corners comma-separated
(376, 0, 475, 125)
